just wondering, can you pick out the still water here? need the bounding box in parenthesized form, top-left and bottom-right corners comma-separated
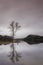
(0, 41, 43, 65)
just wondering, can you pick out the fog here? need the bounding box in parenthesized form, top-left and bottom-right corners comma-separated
(0, 0, 43, 37)
(0, 0, 43, 65)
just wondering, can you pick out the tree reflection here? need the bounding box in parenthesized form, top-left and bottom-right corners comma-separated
(9, 43, 21, 62)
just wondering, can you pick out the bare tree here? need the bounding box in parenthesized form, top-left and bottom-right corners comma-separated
(9, 21, 21, 62)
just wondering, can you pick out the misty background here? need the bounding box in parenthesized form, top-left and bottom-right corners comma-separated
(0, 0, 43, 65)
(0, 0, 43, 38)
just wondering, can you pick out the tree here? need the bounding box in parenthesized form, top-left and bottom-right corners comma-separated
(9, 21, 21, 62)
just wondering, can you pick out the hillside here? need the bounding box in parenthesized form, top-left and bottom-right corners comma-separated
(0, 35, 43, 45)
(24, 35, 43, 44)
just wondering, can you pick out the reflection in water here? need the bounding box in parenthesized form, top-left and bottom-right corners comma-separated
(8, 43, 21, 63)
(0, 42, 43, 65)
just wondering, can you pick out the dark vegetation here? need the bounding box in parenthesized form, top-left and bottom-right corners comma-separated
(24, 35, 43, 44)
(0, 35, 13, 45)
(0, 34, 43, 45)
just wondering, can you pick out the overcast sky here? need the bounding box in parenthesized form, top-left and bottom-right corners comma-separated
(0, 0, 43, 38)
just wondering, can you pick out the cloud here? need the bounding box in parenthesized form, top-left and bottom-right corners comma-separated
(0, 0, 43, 37)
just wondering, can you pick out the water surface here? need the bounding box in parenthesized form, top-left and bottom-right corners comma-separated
(0, 41, 43, 65)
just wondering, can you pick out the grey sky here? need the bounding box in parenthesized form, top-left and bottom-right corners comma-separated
(0, 0, 43, 37)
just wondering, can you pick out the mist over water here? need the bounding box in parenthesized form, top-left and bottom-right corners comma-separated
(0, 42, 43, 65)
(0, 0, 43, 65)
